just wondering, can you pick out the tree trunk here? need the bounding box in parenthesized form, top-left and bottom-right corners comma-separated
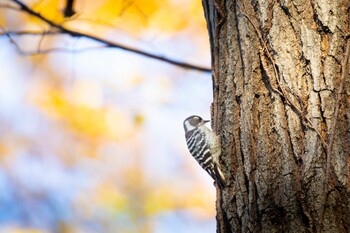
(202, 0, 350, 232)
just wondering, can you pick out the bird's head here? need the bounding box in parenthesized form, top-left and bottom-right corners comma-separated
(183, 115, 210, 132)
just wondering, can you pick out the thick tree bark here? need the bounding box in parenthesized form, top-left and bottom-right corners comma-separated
(202, 0, 350, 232)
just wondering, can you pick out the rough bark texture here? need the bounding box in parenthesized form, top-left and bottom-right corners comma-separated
(202, 0, 350, 232)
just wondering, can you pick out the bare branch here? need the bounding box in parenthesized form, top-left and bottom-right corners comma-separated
(63, 0, 76, 18)
(5, 0, 211, 73)
(0, 30, 61, 36)
(0, 27, 107, 55)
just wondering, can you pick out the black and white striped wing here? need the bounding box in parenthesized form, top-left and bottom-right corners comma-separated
(185, 130, 214, 177)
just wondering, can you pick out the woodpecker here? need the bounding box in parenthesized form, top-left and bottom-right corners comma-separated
(183, 115, 226, 187)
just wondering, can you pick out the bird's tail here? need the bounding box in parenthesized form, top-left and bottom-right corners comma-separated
(213, 164, 226, 188)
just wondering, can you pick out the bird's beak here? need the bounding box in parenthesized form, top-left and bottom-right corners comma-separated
(203, 120, 210, 124)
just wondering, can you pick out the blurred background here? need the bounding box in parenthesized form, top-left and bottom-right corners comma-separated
(0, 0, 214, 232)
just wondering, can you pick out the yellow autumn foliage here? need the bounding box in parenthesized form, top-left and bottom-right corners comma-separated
(90, 0, 159, 32)
(12, 0, 206, 36)
(145, 185, 215, 217)
(9, 229, 44, 233)
(31, 84, 135, 141)
(144, 187, 176, 215)
(87, 167, 216, 218)
(31, 0, 65, 24)
(95, 182, 128, 211)
(0, 143, 9, 157)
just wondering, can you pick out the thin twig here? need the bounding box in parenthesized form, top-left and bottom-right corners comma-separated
(5, 0, 211, 73)
(16, 46, 108, 55)
(37, 30, 48, 53)
(0, 27, 107, 55)
(0, 30, 61, 36)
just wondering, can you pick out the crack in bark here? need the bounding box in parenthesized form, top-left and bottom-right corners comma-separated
(309, 0, 331, 34)
(285, 108, 303, 165)
(212, 0, 226, 134)
(234, 2, 247, 87)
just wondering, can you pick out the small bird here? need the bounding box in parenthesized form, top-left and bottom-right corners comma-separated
(183, 115, 226, 187)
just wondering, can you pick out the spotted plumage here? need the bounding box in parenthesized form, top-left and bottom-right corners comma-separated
(183, 115, 226, 187)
